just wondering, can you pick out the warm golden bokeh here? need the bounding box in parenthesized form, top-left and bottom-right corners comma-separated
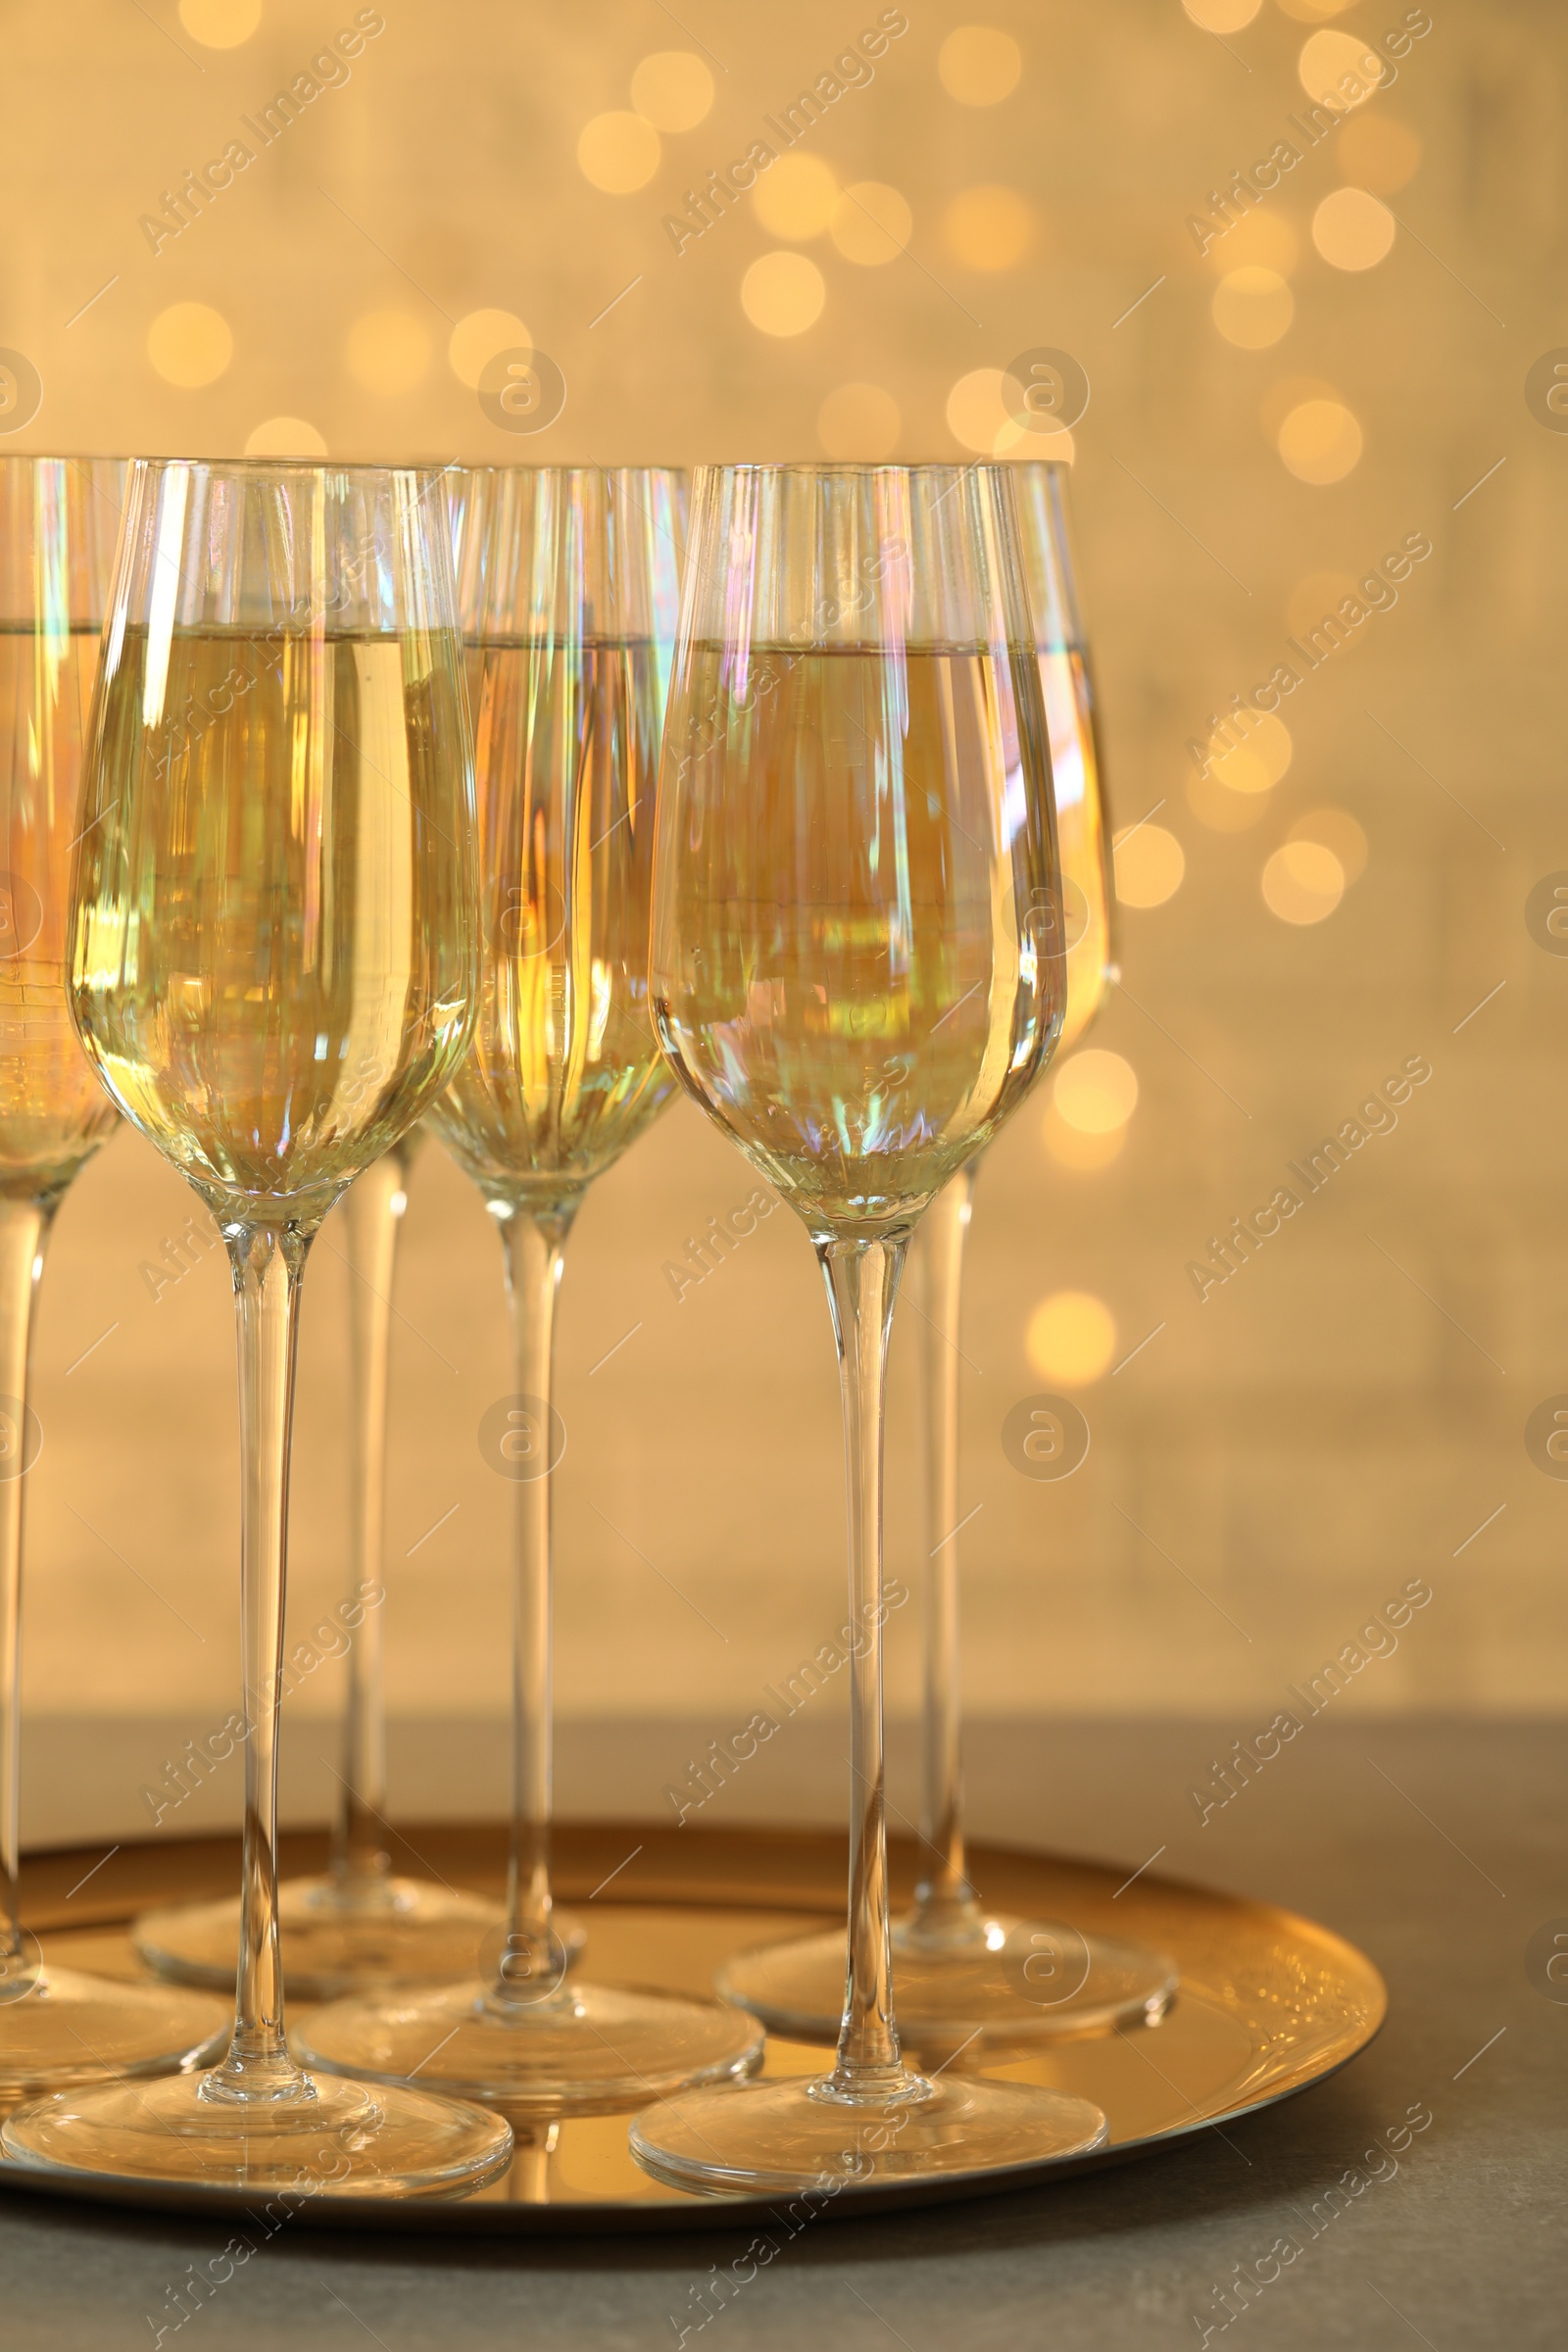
(1188, 768, 1270, 832)
(1277, 397, 1363, 484)
(1211, 267, 1295, 350)
(1289, 806, 1369, 882)
(1208, 713, 1293, 794)
(740, 251, 826, 336)
(0, 0, 1551, 1799)
(1027, 1292, 1118, 1386)
(628, 50, 714, 133)
(577, 110, 662, 194)
(1054, 1050, 1140, 1136)
(937, 24, 1022, 105)
(1113, 823, 1186, 908)
(942, 184, 1036, 271)
(1202, 211, 1300, 276)
(1181, 0, 1262, 26)
(177, 0, 262, 46)
(1298, 28, 1384, 108)
(829, 181, 912, 267)
(1259, 373, 1340, 443)
(146, 303, 232, 388)
(242, 414, 328, 457)
(1312, 187, 1396, 270)
(447, 311, 530, 391)
(1043, 1101, 1127, 1171)
(945, 366, 1014, 453)
(753, 154, 840, 241)
(1261, 838, 1347, 924)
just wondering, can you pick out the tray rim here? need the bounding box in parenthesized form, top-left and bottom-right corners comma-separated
(0, 1819, 1388, 2237)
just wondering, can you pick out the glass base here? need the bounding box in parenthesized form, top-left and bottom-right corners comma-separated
(1, 2064, 513, 2196)
(630, 2069, 1109, 2195)
(0, 1964, 229, 2099)
(716, 1910, 1179, 2054)
(292, 1978, 765, 2118)
(133, 1877, 576, 2003)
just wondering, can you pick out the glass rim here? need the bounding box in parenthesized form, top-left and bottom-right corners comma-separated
(446, 461, 689, 479)
(688, 459, 1068, 477)
(118, 454, 457, 482)
(0, 451, 132, 467)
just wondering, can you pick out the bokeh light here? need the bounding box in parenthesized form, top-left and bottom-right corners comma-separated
(1278, 397, 1363, 484)
(830, 181, 911, 267)
(1289, 806, 1368, 882)
(629, 51, 714, 132)
(1113, 823, 1185, 907)
(740, 251, 825, 336)
(1209, 711, 1293, 794)
(1312, 186, 1396, 270)
(942, 185, 1036, 271)
(243, 416, 328, 457)
(1182, 0, 1262, 28)
(177, 0, 261, 45)
(949, 368, 1072, 458)
(1044, 1102, 1128, 1171)
(753, 154, 839, 240)
(1202, 211, 1300, 275)
(1298, 29, 1383, 109)
(1261, 840, 1346, 923)
(1054, 1050, 1140, 1135)
(344, 310, 431, 396)
(1211, 267, 1294, 349)
(1336, 113, 1422, 193)
(1278, 0, 1355, 18)
(817, 381, 901, 459)
(1260, 374, 1340, 442)
(577, 111, 661, 194)
(1026, 1292, 1118, 1386)
(1207, 743, 1273, 794)
(147, 302, 232, 387)
(946, 367, 1011, 454)
(448, 309, 529, 389)
(1188, 769, 1270, 832)
(937, 25, 1022, 105)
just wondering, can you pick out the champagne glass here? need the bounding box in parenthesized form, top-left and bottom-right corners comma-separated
(716, 461, 1177, 2054)
(3, 459, 511, 2193)
(130, 1125, 509, 1999)
(293, 466, 762, 2113)
(627, 463, 1108, 2193)
(131, 463, 504, 2001)
(0, 454, 229, 2101)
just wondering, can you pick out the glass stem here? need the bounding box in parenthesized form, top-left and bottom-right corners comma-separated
(329, 1150, 406, 1904)
(205, 1219, 314, 2103)
(910, 1169, 983, 1940)
(493, 1199, 576, 2012)
(819, 1234, 916, 2102)
(0, 1195, 53, 1997)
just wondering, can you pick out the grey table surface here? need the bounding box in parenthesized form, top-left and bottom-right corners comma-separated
(2, 1717, 1562, 2350)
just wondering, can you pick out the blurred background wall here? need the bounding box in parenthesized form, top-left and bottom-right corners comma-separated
(3, 0, 1563, 1845)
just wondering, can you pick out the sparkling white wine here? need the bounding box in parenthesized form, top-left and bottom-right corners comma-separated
(0, 623, 119, 1200)
(652, 643, 1062, 1234)
(70, 625, 474, 1216)
(1041, 644, 1112, 1051)
(431, 638, 673, 1202)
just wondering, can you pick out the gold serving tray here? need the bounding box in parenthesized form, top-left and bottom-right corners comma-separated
(0, 1821, 1384, 2233)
